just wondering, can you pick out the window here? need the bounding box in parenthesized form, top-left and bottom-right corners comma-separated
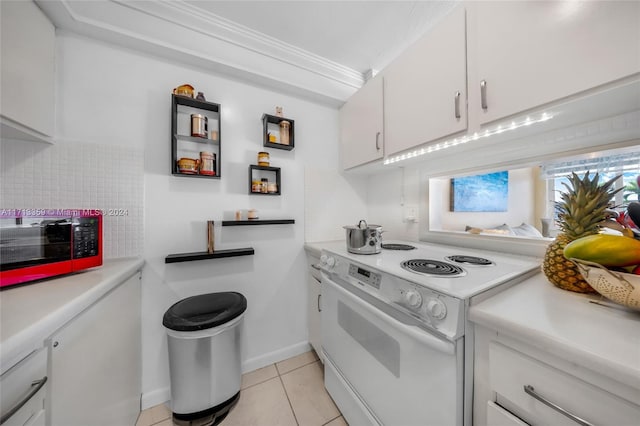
(542, 149, 640, 214)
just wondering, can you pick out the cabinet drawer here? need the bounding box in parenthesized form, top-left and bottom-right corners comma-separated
(0, 348, 47, 426)
(486, 401, 529, 426)
(489, 342, 640, 426)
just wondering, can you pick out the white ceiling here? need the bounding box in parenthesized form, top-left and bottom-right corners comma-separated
(184, 1, 458, 75)
(37, 0, 458, 105)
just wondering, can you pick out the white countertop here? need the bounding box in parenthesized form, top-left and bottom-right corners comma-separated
(0, 257, 144, 374)
(304, 240, 344, 257)
(469, 272, 640, 391)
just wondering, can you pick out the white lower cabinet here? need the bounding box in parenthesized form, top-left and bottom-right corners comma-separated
(0, 348, 47, 426)
(46, 272, 141, 426)
(482, 339, 640, 426)
(306, 252, 322, 361)
(486, 401, 529, 426)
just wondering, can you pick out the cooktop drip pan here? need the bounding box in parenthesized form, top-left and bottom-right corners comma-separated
(445, 255, 494, 266)
(401, 259, 467, 277)
(381, 244, 416, 251)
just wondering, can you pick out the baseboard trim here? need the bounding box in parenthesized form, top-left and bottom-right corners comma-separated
(141, 341, 312, 410)
(242, 341, 312, 373)
(141, 386, 170, 410)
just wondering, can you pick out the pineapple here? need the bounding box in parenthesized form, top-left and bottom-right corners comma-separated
(542, 172, 622, 293)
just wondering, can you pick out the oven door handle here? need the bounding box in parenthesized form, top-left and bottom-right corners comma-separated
(324, 277, 455, 355)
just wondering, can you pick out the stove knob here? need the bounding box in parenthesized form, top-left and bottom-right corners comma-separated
(325, 256, 336, 269)
(320, 254, 328, 265)
(404, 290, 422, 308)
(426, 298, 447, 320)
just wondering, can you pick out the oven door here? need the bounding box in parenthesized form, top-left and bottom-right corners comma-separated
(322, 273, 463, 426)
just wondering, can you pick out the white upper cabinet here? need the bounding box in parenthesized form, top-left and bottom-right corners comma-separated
(339, 74, 384, 170)
(384, 6, 467, 157)
(1, 0, 55, 141)
(467, 0, 640, 127)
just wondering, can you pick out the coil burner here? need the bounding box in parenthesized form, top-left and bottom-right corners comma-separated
(401, 259, 466, 277)
(445, 255, 495, 266)
(381, 244, 416, 251)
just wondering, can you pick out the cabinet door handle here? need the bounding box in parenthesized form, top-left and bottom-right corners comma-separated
(523, 385, 593, 426)
(317, 294, 322, 312)
(0, 376, 47, 425)
(311, 263, 321, 271)
(375, 132, 381, 151)
(480, 80, 488, 110)
(454, 91, 461, 119)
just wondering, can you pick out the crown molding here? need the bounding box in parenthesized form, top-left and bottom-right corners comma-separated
(37, 0, 364, 105)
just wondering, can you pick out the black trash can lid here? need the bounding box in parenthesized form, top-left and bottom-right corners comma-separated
(163, 291, 247, 332)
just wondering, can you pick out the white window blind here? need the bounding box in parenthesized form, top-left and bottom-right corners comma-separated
(540, 152, 640, 179)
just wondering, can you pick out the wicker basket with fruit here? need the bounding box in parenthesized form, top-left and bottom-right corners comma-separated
(542, 172, 622, 293)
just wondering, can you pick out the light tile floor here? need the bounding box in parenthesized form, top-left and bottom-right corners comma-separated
(136, 350, 346, 426)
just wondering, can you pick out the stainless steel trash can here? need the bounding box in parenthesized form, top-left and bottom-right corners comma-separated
(163, 292, 247, 426)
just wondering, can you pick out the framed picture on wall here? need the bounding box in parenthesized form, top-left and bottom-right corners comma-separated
(450, 171, 509, 212)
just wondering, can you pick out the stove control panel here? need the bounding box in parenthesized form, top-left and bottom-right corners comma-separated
(348, 264, 381, 289)
(395, 286, 453, 326)
(320, 254, 336, 270)
(426, 298, 447, 320)
(403, 290, 423, 308)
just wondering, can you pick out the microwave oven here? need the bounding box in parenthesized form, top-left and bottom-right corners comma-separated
(0, 209, 103, 288)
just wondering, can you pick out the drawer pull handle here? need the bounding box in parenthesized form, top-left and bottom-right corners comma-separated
(480, 80, 488, 110)
(523, 385, 594, 426)
(454, 91, 461, 119)
(317, 294, 322, 312)
(0, 376, 47, 425)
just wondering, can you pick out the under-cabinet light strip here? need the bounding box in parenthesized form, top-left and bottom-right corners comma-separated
(383, 112, 554, 165)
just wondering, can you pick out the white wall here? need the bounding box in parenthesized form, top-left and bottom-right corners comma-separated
(53, 33, 353, 408)
(365, 167, 422, 241)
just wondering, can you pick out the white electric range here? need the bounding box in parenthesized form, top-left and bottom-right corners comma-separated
(319, 240, 540, 426)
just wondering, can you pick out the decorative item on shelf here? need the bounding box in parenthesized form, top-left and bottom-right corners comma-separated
(542, 172, 622, 293)
(268, 133, 277, 143)
(191, 114, 208, 138)
(258, 151, 270, 166)
(199, 152, 215, 176)
(275, 106, 283, 117)
(196, 91, 206, 101)
(248, 164, 281, 195)
(177, 158, 199, 174)
(210, 130, 218, 141)
(173, 84, 194, 98)
(248, 209, 258, 220)
(235, 210, 242, 221)
(207, 220, 215, 254)
(279, 120, 291, 145)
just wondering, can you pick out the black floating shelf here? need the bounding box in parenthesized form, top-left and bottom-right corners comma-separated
(262, 113, 294, 151)
(165, 248, 254, 263)
(222, 219, 295, 226)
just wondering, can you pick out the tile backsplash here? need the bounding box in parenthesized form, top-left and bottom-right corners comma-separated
(0, 139, 144, 258)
